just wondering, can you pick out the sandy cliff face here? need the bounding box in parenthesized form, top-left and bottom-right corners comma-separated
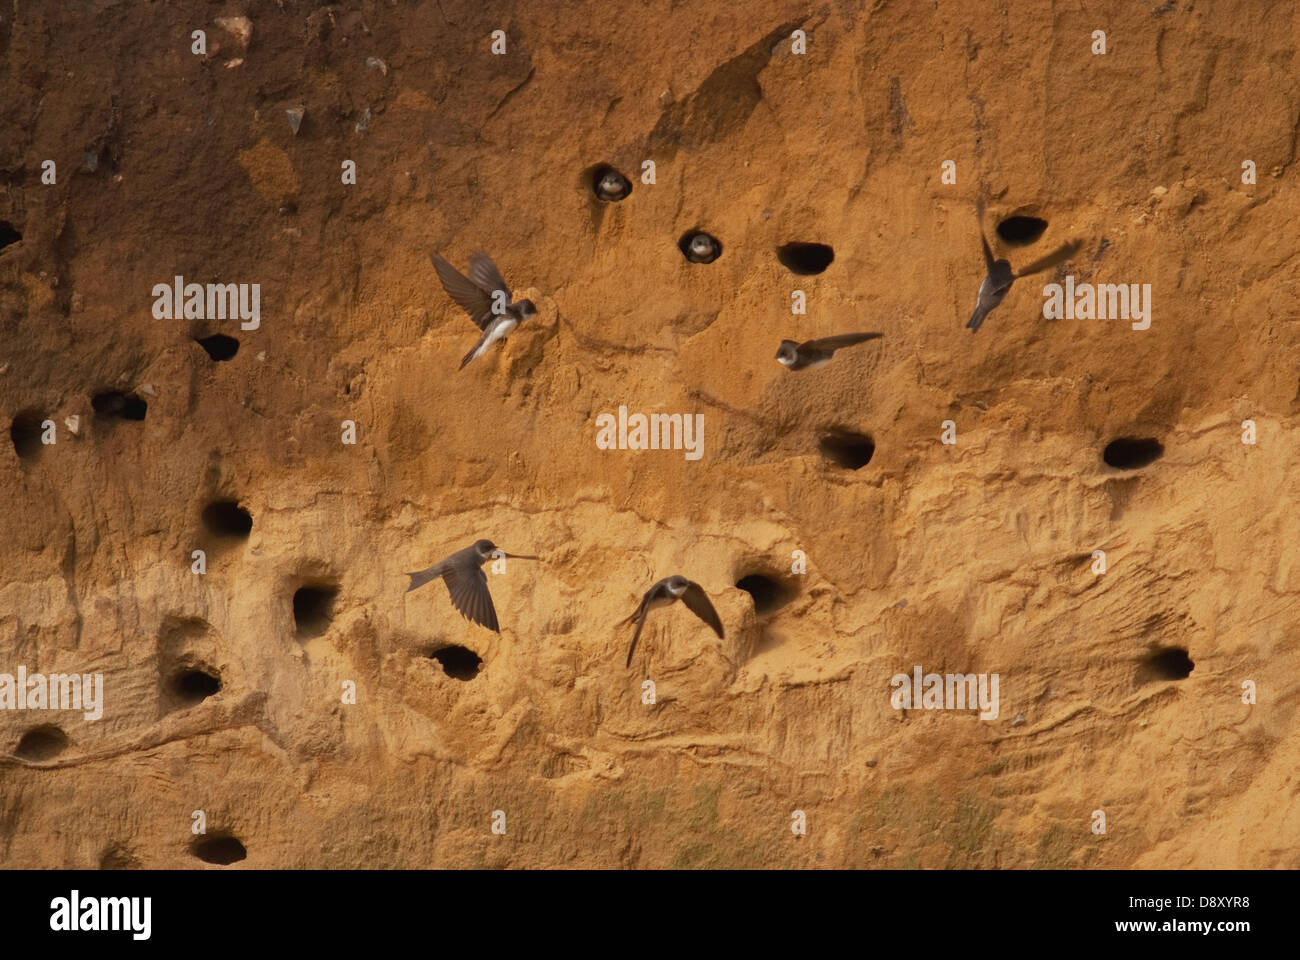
(1, 0, 1298, 868)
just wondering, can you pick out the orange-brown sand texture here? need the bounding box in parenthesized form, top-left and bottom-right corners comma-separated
(2, 1, 1298, 868)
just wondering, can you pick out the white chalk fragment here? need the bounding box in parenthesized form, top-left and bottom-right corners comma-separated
(215, 16, 252, 49)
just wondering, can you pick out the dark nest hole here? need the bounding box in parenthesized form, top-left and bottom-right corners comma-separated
(1137, 647, 1194, 683)
(10, 409, 45, 461)
(819, 430, 875, 470)
(1103, 437, 1164, 470)
(995, 215, 1048, 246)
(196, 334, 239, 361)
(429, 644, 482, 681)
(776, 242, 835, 275)
(736, 573, 797, 616)
(678, 230, 721, 264)
(190, 835, 247, 866)
(293, 584, 339, 639)
(0, 221, 20, 253)
(15, 725, 69, 761)
(91, 391, 147, 421)
(201, 500, 253, 539)
(170, 666, 221, 705)
(590, 163, 632, 202)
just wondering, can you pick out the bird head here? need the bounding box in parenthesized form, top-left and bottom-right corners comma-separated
(775, 340, 799, 366)
(474, 539, 497, 559)
(597, 172, 629, 199)
(665, 575, 690, 596)
(689, 235, 715, 258)
(516, 299, 538, 320)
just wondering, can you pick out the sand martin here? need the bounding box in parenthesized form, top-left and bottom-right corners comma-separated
(622, 575, 724, 668)
(775, 332, 883, 371)
(682, 232, 721, 264)
(405, 539, 540, 633)
(594, 168, 631, 202)
(967, 201, 1081, 332)
(430, 251, 538, 369)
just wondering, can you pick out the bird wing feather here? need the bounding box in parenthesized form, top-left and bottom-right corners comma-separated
(442, 563, 500, 632)
(431, 254, 494, 330)
(468, 251, 512, 302)
(624, 593, 652, 668)
(681, 581, 725, 639)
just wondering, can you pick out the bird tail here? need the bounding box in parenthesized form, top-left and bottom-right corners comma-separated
(405, 566, 440, 593)
(966, 306, 987, 332)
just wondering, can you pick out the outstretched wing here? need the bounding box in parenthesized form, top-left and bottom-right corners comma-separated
(681, 581, 724, 639)
(800, 332, 884, 352)
(442, 562, 500, 632)
(624, 598, 651, 668)
(431, 253, 494, 329)
(468, 251, 512, 304)
(1014, 240, 1082, 279)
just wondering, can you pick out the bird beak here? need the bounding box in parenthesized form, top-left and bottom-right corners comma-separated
(504, 553, 541, 561)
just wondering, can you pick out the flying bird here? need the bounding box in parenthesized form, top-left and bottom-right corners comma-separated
(967, 202, 1081, 333)
(622, 575, 724, 668)
(775, 332, 883, 371)
(430, 251, 538, 369)
(404, 539, 540, 633)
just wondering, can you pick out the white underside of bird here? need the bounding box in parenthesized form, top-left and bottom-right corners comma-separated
(468, 317, 518, 362)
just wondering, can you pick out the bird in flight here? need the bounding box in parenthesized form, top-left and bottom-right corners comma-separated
(775, 332, 883, 371)
(405, 539, 540, 633)
(430, 251, 538, 369)
(967, 201, 1081, 332)
(622, 575, 724, 668)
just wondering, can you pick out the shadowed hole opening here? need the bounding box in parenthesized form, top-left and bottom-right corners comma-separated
(996, 216, 1048, 246)
(1103, 437, 1163, 470)
(15, 725, 68, 761)
(10, 410, 45, 461)
(202, 500, 252, 538)
(196, 334, 239, 361)
(736, 573, 797, 615)
(776, 242, 834, 275)
(191, 835, 246, 865)
(429, 645, 482, 681)
(678, 230, 721, 264)
(819, 430, 874, 469)
(1139, 647, 1194, 682)
(0, 221, 20, 252)
(91, 391, 147, 421)
(591, 164, 632, 202)
(171, 667, 221, 705)
(293, 584, 338, 639)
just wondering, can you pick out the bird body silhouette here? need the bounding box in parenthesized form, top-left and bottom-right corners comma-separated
(967, 203, 1081, 332)
(405, 539, 539, 633)
(622, 575, 724, 668)
(430, 251, 538, 368)
(775, 332, 883, 371)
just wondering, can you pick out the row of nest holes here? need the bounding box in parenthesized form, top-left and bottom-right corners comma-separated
(100, 835, 248, 868)
(14, 641, 1198, 755)
(7, 423, 1162, 477)
(5, 337, 238, 460)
